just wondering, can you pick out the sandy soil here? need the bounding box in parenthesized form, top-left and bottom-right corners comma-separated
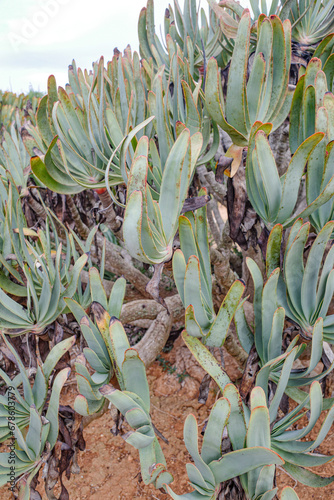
(2, 336, 334, 500)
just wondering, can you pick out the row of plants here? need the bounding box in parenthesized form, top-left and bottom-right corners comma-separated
(1, 0, 334, 499)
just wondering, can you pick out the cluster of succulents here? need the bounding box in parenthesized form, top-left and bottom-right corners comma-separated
(1, 1, 334, 499)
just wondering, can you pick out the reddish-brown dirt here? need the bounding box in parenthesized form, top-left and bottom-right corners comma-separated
(1, 336, 334, 500)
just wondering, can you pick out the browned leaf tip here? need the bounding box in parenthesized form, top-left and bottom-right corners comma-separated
(215, 155, 233, 183)
(91, 301, 107, 322)
(181, 194, 211, 214)
(99, 384, 116, 396)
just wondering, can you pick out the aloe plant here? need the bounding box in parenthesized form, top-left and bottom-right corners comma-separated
(101, 352, 174, 489)
(288, 57, 334, 232)
(227, 0, 334, 51)
(173, 202, 245, 344)
(287, 0, 334, 47)
(105, 48, 151, 135)
(235, 224, 334, 380)
(139, 0, 224, 78)
(0, 249, 86, 335)
(0, 406, 53, 499)
(0, 333, 74, 440)
(123, 128, 202, 264)
(314, 31, 334, 55)
(182, 324, 334, 474)
(65, 272, 126, 416)
(263, 219, 334, 340)
(252, 376, 334, 488)
(0, 334, 73, 497)
(165, 396, 284, 499)
(68, 291, 174, 487)
(245, 121, 334, 229)
(234, 252, 334, 386)
(0, 90, 39, 132)
(27, 62, 153, 195)
(71, 299, 174, 488)
(146, 53, 220, 166)
(243, 383, 334, 491)
(0, 199, 88, 335)
(0, 178, 103, 307)
(162, 333, 332, 498)
(290, 57, 334, 153)
(307, 139, 334, 234)
(0, 113, 31, 192)
(205, 10, 292, 151)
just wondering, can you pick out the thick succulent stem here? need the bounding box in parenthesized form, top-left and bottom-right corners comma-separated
(97, 189, 123, 238)
(134, 308, 173, 366)
(65, 194, 90, 239)
(211, 246, 237, 297)
(120, 294, 184, 324)
(26, 189, 47, 219)
(224, 326, 248, 368)
(89, 233, 152, 298)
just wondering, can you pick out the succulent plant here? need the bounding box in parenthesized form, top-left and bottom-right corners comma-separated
(70, 300, 174, 489)
(0, 198, 88, 335)
(307, 139, 334, 234)
(101, 348, 174, 489)
(65, 272, 126, 416)
(235, 246, 334, 388)
(287, 0, 334, 47)
(249, 382, 334, 490)
(313, 34, 334, 89)
(27, 63, 153, 195)
(0, 249, 87, 336)
(165, 395, 284, 499)
(0, 334, 73, 497)
(146, 52, 220, 165)
(0, 406, 52, 499)
(104, 48, 151, 136)
(226, 373, 334, 493)
(229, 0, 334, 52)
(288, 57, 334, 232)
(233, 253, 289, 358)
(245, 121, 334, 229)
(175, 328, 334, 496)
(0, 113, 31, 191)
(173, 203, 245, 344)
(290, 57, 334, 153)
(0, 90, 39, 132)
(0, 179, 101, 307)
(264, 219, 334, 340)
(0, 333, 74, 440)
(205, 10, 292, 151)
(65, 223, 104, 311)
(139, 0, 224, 78)
(123, 128, 203, 264)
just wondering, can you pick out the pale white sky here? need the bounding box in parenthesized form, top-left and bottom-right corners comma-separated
(0, 0, 251, 94)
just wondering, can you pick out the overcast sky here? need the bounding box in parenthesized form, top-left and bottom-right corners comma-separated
(0, 0, 251, 94)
